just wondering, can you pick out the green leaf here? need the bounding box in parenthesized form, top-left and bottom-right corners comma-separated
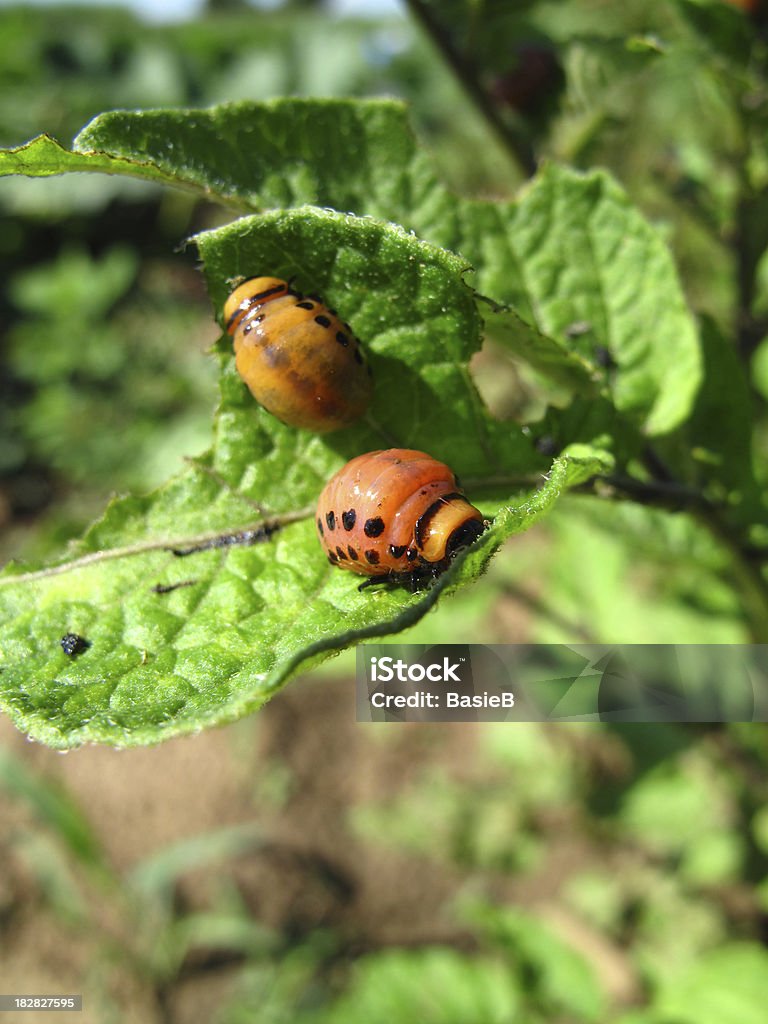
(0, 132, 186, 187)
(534, 395, 643, 467)
(536, 500, 749, 644)
(618, 761, 730, 856)
(1, 100, 701, 433)
(657, 315, 762, 523)
(0, 445, 598, 749)
(197, 206, 535, 479)
(651, 943, 768, 1024)
(471, 904, 606, 1022)
(12, 99, 427, 216)
(459, 165, 703, 436)
(477, 297, 599, 394)
(0, 201, 609, 749)
(71, 97, 442, 221)
(322, 948, 521, 1024)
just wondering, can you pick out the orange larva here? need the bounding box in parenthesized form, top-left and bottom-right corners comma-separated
(316, 449, 485, 585)
(223, 276, 372, 433)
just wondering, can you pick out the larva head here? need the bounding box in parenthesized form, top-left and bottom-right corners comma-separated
(417, 497, 486, 564)
(223, 276, 290, 334)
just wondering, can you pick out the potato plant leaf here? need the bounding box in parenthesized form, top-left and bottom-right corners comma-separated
(0, 97, 692, 746)
(656, 316, 763, 525)
(0, 449, 604, 749)
(1, 99, 701, 434)
(456, 166, 703, 437)
(0, 199, 610, 748)
(0, 132, 188, 189)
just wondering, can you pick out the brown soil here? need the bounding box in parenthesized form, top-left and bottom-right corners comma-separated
(0, 675, 492, 1024)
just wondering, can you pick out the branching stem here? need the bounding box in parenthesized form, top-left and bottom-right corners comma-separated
(404, 0, 537, 178)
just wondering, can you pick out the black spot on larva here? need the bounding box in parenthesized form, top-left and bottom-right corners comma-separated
(326, 510, 336, 531)
(389, 544, 407, 559)
(364, 516, 385, 538)
(406, 547, 418, 561)
(317, 517, 324, 536)
(365, 549, 380, 565)
(315, 315, 331, 328)
(60, 633, 89, 657)
(353, 348, 363, 365)
(296, 300, 314, 310)
(347, 545, 358, 560)
(336, 331, 349, 347)
(328, 551, 338, 564)
(240, 311, 265, 335)
(329, 307, 338, 315)
(342, 509, 356, 530)
(336, 546, 348, 560)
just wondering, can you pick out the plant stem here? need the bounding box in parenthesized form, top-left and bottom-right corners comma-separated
(595, 473, 713, 512)
(404, 0, 537, 178)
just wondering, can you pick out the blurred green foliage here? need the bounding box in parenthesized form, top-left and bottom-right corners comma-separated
(6, 245, 216, 493)
(1, 712, 767, 1021)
